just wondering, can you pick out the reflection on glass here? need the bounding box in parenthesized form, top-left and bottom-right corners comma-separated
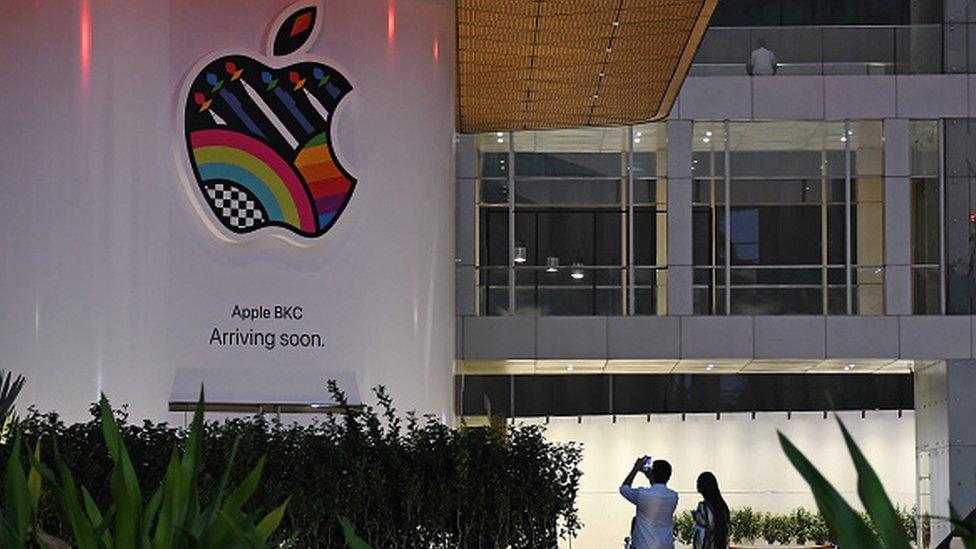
(474, 124, 666, 316)
(693, 120, 885, 315)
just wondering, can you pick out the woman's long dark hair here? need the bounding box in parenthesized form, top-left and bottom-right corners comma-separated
(697, 472, 731, 547)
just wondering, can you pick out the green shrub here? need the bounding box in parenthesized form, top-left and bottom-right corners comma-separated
(674, 510, 695, 544)
(779, 415, 923, 549)
(4, 383, 582, 548)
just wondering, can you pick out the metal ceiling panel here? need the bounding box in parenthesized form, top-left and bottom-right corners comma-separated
(456, 0, 718, 132)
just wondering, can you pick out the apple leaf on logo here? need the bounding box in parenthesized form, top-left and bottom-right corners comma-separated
(273, 4, 319, 56)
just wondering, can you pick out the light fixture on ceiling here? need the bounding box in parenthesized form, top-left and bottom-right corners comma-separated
(571, 263, 585, 280)
(705, 363, 715, 371)
(514, 245, 527, 264)
(844, 363, 855, 371)
(566, 364, 574, 372)
(634, 138, 641, 144)
(702, 137, 710, 143)
(705, 130, 712, 137)
(545, 255, 560, 273)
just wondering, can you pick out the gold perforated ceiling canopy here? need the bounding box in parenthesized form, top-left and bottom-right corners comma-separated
(456, 0, 718, 133)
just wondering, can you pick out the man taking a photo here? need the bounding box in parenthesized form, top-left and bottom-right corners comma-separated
(620, 456, 679, 549)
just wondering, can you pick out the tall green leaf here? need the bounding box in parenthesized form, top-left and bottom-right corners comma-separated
(99, 394, 143, 547)
(836, 417, 913, 549)
(778, 431, 882, 549)
(4, 433, 30, 540)
(339, 516, 373, 549)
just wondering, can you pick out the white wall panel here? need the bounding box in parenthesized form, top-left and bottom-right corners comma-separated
(0, 0, 456, 422)
(540, 411, 916, 549)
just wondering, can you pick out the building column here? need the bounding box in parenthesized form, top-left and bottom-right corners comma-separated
(943, 0, 971, 73)
(915, 360, 976, 547)
(456, 134, 478, 327)
(666, 120, 693, 315)
(884, 119, 912, 315)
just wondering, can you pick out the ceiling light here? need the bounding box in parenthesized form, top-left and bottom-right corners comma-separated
(706, 363, 715, 371)
(634, 138, 641, 144)
(566, 364, 575, 371)
(545, 256, 560, 273)
(496, 138, 504, 143)
(571, 263, 584, 280)
(636, 131, 643, 137)
(844, 363, 855, 371)
(705, 131, 712, 137)
(514, 245, 527, 264)
(840, 136, 847, 142)
(702, 137, 710, 143)
(496, 132, 504, 137)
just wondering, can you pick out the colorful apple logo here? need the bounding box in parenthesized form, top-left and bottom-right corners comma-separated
(178, 0, 354, 243)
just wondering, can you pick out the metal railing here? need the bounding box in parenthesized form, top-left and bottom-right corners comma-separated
(690, 24, 943, 76)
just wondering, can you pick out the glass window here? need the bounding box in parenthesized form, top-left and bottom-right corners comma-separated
(910, 120, 942, 314)
(475, 125, 666, 316)
(694, 120, 885, 315)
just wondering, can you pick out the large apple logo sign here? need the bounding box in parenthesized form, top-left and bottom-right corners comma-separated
(178, 0, 354, 244)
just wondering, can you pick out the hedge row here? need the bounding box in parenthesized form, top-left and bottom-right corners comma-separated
(2, 385, 582, 548)
(673, 505, 917, 546)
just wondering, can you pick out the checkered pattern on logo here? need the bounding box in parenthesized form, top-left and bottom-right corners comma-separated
(205, 183, 265, 229)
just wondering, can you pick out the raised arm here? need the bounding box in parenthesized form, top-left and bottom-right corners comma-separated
(619, 457, 645, 504)
(621, 457, 643, 487)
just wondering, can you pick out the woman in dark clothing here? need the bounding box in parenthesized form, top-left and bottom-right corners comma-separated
(692, 472, 731, 549)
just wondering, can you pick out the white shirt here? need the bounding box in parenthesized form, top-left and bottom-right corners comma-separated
(619, 483, 679, 549)
(750, 46, 777, 75)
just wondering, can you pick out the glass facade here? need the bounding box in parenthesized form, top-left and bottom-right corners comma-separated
(469, 119, 955, 317)
(911, 120, 943, 314)
(476, 125, 666, 316)
(691, 25, 943, 76)
(693, 120, 885, 315)
(709, 0, 931, 27)
(945, 119, 976, 313)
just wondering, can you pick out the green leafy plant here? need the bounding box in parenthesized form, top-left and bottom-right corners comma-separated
(30, 389, 289, 548)
(7, 382, 580, 548)
(779, 415, 916, 549)
(0, 435, 47, 548)
(0, 371, 25, 428)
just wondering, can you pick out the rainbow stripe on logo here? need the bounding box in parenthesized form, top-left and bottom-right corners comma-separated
(295, 132, 354, 230)
(191, 128, 324, 235)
